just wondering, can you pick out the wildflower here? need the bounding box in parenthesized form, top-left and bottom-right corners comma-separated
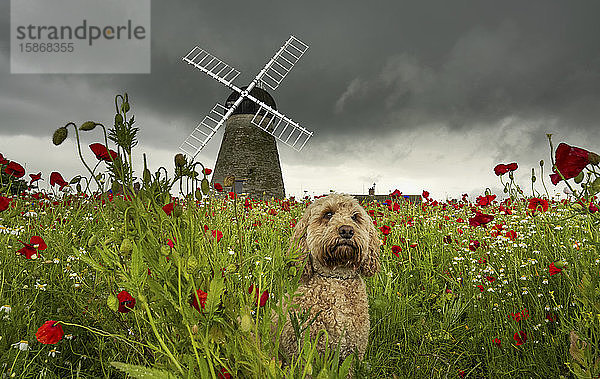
(11, 340, 30, 351)
(162, 202, 174, 216)
(0, 305, 11, 314)
(391, 245, 401, 258)
(493, 337, 501, 347)
(4, 161, 25, 178)
(469, 211, 494, 227)
(117, 290, 136, 313)
(211, 230, 223, 243)
(476, 194, 496, 207)
(476, 285, 484, 292)
(494, 162, 518, 176)
(513, 331, 527, 346)
(29, 172, 42, 185)
(248, 284, 269, 307)
(528, 198, 549, 213)
(469, 240, 480, 251)
(0, 196, 11, 211)
(379, 225, 391, 235)
(36, 321, 64, 344)
(550, 143, 599, 184)
(203, 168, 212, 175)
(214, 183, 223, 192)
(549, 262, 562, 276)
(48, 348, 60, 357)
(35, 281, 48, 291)
(17, 236, 47, 259)
(89, 143, 117, 162)
(49, 172, 69, 189)
(191, 289, 208, 312)
(422, 190, 430, 199)
(218, 367, 232, 379)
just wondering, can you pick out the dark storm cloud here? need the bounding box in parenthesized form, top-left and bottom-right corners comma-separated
(2, 0, 600, 154)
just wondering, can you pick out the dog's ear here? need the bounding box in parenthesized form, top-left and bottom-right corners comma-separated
(360, 220, 381, 277)
(288, 208, 313, 282)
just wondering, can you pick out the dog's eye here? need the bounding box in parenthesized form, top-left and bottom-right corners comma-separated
(351, 214, 360, 222)
(324, 211, 334, 220)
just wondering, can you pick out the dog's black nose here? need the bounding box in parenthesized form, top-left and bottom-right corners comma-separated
(338, 225, 354, 239)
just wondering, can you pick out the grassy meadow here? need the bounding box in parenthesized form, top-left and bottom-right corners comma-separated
(1, 94, 599, 378)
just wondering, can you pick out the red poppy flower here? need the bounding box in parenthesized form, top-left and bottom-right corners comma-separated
(391, 245, 401, 257)
(214, 183, 223, 192)
(228, 191, 236, 200)
(210, 230, 223, 243)
(589, 202, 599, 213)
(545, 312, 557, 322)
(469, 212, 494, 227)
(476, 285, 484, 292)
(422, 190, 430, 199)
(268, 209, 277, 216)
(494, 162, 518, 176)
(35, 320, 64, 344)
(513, 331, 527, 346)
(0, 196, 11, 212)
(162, 202, 174, 216)
(549, 262, 562, 276)
(218, 368, 231, 379)
(550, 143, 598, 185)
(493, 337, 501, 347)
(476, 194, 496, 207)
(248, 284, 269, 307)
(29, 172, 42, 185)
(281, 201, 291, 212)
(0, 153, 8, 165)
(469, 240, 480, 251)
(49, 172, 69, 189)
(166, 238, 175, 249)
(203, 168, 212, 175)
(390, 189, 402, 199)
(379, 225, 391, 235)
(486, 276, 495, 283)
(528, 198, 549, 213)
(17, 236, 47, 259)
(89, 143, 117, 162)
(191, 289, 208, 312)
(5, 161, 25, 178)
(117, 290, 136, 313)
(506, 230, 517, 240)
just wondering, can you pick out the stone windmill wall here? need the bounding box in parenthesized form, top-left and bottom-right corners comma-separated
(211, 113, 285, 199)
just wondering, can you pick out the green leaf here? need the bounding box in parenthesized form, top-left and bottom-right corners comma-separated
(338, 354, 354, 378)
(110, 362, 179, 379)
(74, 247, 105, 272)
(205, 276, 225, 314)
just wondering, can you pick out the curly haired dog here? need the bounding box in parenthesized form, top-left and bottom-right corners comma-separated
(278, 193, 380, 362)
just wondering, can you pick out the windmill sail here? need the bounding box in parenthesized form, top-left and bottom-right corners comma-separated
(255, 35, 309, 91)
(250, 101, 312, 152)
(183, 46, 241, 88)
(179, 103, 229, 158)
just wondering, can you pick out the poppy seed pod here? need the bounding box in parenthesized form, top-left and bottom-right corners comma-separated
(79, 121, 96, 131)
(174, 153, 186, 168)
(52, 127, 68, 146)
(114, 113, 123, 125)
(120, 239, 133, 255)
(107, 294, 118, 312)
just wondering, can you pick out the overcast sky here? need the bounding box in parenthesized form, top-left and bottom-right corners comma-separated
(2, 1, 600, 200)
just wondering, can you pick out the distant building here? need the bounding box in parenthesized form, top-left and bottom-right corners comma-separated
(353, 194, 421, 204)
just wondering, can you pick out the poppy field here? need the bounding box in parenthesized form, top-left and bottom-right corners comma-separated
(1, 95, 600, 378)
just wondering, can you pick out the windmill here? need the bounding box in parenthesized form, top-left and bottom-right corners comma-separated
(180, 35, 313, 199)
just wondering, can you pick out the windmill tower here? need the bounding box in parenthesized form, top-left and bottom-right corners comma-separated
(179, 36, 312, 199)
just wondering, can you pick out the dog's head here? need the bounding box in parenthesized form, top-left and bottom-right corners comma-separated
(289, 194, 380, 281)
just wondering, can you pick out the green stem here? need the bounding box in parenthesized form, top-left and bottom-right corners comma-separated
(68, 122, 103, 193)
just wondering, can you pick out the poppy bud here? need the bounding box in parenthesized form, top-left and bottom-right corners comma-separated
(574, 171, 584, 184)
(540, 160, 544, 167)
(591, 177, 600, 194)
(173, 205, 183, 217)
(115, 113, 123, 125)
(186, 255, 198, 273)
(52, 127, 68, 146)
(120, 239, 133, 255)
(240, 312, 253, 333)
(553, 261, 565, 269)
(160, 245, 170, 256)
(201, 179, 210, 195)
(107, 294, 118, 312)
(143, 168, 151, 184)
(191, 324, 199, 335)
(224, 175, 235, 187)
(111, 181, 120, 194)
(174, 153, 186, 168)
(572, 203, 584, 211)
(79, 121, 96, 131)
(195, 188, 203, 201)
(121, 102, 130, 112)
(87, 234, 98, 248)
(589, 152, 600, 166)
(76, 183, 82, 193)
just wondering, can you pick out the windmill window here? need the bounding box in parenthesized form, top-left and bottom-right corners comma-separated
(233, 179, 244, 194)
